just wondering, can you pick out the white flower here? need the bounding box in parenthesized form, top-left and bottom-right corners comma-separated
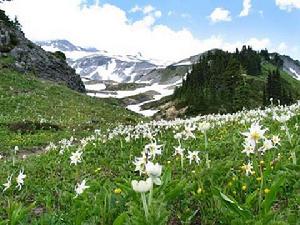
(3, 174, 12, 192)
(258, 139, 274, 154)
(133, 153, 147, 175)
(274, 114, 291, 123)
(272, 135, 281, 146)
(241, 141, 255, 156)
(14, 146, 19, 154)
(131, 178, 153, 193)
(144, 141, 162, 159)
(16, 170, 26, 190)
(187, 151, 200, 164)
(242, 123, 267, 145)
(145, 162, 162, 185)
(198, 122, 211, 133)
(183, 124, 196, 140)
(70, 150, 83, 165)
(74, 179, 89, 198)
(173, 146, 185, 157)
(242, 162, 254, 176)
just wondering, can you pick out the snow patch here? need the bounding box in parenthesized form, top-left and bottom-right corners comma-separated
(85, 83, 106, 91)
(289, 68, 300, 80)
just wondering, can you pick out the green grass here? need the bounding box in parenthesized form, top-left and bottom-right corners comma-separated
(0, 104, 299, 224)
(0, 66, 142, 153)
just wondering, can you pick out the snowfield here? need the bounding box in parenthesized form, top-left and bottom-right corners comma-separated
(289, 68, 300, 80)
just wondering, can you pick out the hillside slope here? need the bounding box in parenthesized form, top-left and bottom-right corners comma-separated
(148, 48, 300, 119)
(0, 57, 141, 154)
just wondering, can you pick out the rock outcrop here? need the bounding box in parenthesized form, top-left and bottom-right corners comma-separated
(0, 20, 85, 92)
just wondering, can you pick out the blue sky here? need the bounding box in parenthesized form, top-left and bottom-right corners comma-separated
(2, 0, 300, 62)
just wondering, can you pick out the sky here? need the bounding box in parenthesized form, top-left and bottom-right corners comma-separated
(1, 0, 300, 63)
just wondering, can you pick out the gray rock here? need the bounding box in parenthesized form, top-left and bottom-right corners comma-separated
(0, 21, 85, 92)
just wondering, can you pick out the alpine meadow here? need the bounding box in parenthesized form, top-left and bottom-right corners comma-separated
(0, 0, 300, 225)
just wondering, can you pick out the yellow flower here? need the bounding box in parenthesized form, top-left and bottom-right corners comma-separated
(232, 177, 237, 181)
(256, 177, 262, 181)
(264, 188, 270, 194)
(197, 187, 202, 194)
(260, 160, 264, 165)
(95, 167, 101, 173)
(114, 188, 122, 194)
(242, 185, 247, 191)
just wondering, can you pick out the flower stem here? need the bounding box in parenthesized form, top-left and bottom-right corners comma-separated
(141, 193, 149, 219)
(285, 122, 296, 165)
(148, 187, 153, 206)
(204, 132, 210, 168)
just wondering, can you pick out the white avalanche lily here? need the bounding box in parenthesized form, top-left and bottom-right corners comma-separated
(173, 145, 185, 157)
(70, 150, 83, 165)
(74, 179, 89, 198)
(131, 178, 153, 193)
(16, 170, 26, 191)
(187, 151, 200, 164)
(144, 142, 162, 159)
(3, 174, 13, 192)
(242, 161, 254, 176)
(242, 123, 267, 145)
(145, 162, 162, 185)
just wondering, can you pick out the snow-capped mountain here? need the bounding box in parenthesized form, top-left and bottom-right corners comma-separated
(37, 40, 160, 83)
(280, 55, 300, 80)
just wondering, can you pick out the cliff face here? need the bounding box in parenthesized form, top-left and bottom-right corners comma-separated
(0, 21, 85, 92)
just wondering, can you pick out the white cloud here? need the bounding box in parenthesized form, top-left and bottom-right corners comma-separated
(167, 11, 174, 16)
(209, 8, 232, 23)
(1, 0, 283, 62)
(129, 5, 142, 13)
(154, 10, 162, 18)
(143, 5, 155, 14)
(275, 0, 300, 11)
(239, 0, 252, 17)
(277, 42, 288, 52)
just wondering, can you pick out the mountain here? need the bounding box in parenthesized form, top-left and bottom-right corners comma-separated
(147, 48, 300, 119)
(36, 39, 300, 117)
(278, 54, 300, 80)
(37, 40, 159, 83)
(0, 12, 85, 92)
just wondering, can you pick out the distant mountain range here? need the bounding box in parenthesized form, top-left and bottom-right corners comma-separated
(36, 40, 300, 116)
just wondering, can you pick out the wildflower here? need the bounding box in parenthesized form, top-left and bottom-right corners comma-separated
(242, 161, 254, 176)
(74, 179, 89, 198)
(131, 178, 153, 193)
(14, 146, 19, 154)
(70, 150, 83, 165)
(133, 153, 148, 175)
(241, 142, 255, 156)
(274, 114, 291, 123)
(173, 145, 185, 157)
(242, 123, 267, 145)
(264, 188, 270, 194)
(114, 188, 122, 194)
(144, 141, 162, 159)
(16, 170, 26, 191)
(198, 121, 211, 133)
(145, 162, 162, 185)
(272, 135, 281, 146)
(95, 167, 101, 173)
(3, 174, 12, 192)
(256, 177, 262, 182)
(259, 139, 274, 154)
(197, 187, 203, 194)
(187, 151, 200, 164)
(242, 185, 247, 191)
